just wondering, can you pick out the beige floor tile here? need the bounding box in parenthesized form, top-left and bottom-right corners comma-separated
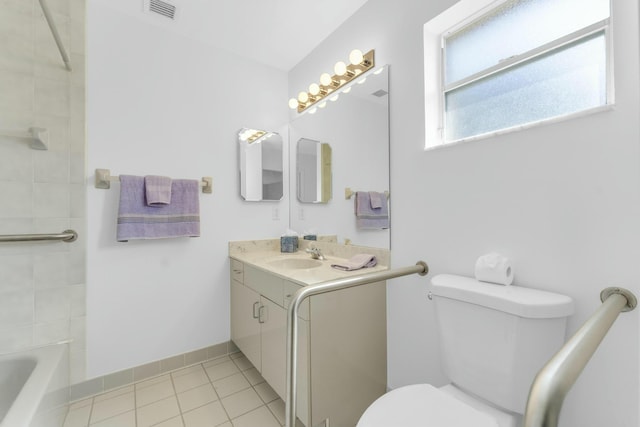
(216, 423, 232, 427)
(172, 369, 210, 393)
(90, 410, 135, 427)
(202, 355, 231, 368)
(205, 360, 240, 381)
(232, 406, 281, 427)
(241, 367, 264, 386)
(68, 397, 92, 411)
(63, 404, 91, 427)
(172, 364, 205, 378)
(94, 385, 134, 403)
(90, 392, 135, 424)
(154, 416, 185, 427)
(254, 382, 279, 404)
(212, 372, 251, 398)
(136, 373, 172, 390)
(231, 356, 253, 371)
(137, 395, 181, 427)
(220, 388, 263, 419)
(177, 383, 218, 413)
(182, 401, 229, 427)
(136, 379, 175, 407)
(229, 351, 243, 360)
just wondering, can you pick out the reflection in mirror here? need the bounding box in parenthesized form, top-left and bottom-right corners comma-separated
(297, 138, 332, 203)
(289, 65, 390, 248)
(237, 128, 283, 201)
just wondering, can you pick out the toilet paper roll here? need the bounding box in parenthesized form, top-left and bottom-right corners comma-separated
(474, 252, 514, 286)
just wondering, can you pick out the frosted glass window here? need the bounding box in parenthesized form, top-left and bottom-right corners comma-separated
(445, 0, 610, 85)
(445, 32, 606, 141)
(438, 0, 611, 144)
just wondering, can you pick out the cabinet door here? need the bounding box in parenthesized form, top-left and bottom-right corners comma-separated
(230, 279, 261, 371)
(259, 296, 286, 398)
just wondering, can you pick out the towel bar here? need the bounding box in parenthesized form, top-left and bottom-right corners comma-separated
(344, 187, 389, 200)
(95, 169, 213, 194)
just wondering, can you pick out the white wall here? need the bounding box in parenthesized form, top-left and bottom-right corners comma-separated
(86, 3, 289, 377)
(289, 1, 640, 426)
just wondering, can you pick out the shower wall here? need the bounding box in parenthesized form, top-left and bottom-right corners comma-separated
(0, 0, 86, 384)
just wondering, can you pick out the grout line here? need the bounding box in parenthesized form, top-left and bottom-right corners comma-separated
(203, 360, 233, 424)
(168, 371, 186, 427)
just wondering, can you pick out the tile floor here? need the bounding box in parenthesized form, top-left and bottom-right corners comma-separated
(63, 352, 292, 427)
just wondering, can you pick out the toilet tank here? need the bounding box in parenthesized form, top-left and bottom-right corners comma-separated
(431, 274, 574, 415)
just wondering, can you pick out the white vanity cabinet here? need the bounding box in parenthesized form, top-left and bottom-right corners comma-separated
(230, 257, 387, 427)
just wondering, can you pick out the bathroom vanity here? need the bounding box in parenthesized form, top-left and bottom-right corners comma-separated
(229, 239, 389, 427)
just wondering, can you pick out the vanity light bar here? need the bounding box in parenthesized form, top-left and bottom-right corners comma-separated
(289, 49, 375, 113)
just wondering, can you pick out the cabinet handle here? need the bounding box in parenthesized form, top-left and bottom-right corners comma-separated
(252, 301, 260, 318)
(258, 305, 266, 323)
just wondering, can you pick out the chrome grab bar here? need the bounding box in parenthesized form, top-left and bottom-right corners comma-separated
(524, 287, 637, 427)
(285, 261, 429, 427)
(0, 229, 78, 243)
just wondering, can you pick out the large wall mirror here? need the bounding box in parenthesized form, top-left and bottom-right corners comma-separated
(237, 128, 284, 201)
(297, 138, 332, 203)
(289, 65, 390, 248)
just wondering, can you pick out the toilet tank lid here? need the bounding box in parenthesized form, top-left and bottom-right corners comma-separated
(431, 274, 574, 318)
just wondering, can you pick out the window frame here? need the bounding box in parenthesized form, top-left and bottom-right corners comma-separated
(424, 0, 614, 150)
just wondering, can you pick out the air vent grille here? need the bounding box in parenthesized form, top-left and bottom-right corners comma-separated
(148, 0, 176, 19)
(372, 89, 388, 98)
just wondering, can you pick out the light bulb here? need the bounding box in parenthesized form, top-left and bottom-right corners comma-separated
(298, 91, 309, 103)
(288, 98, 298, 109)
(374, 68, 383, 75)
(320, 73, 332, 86)
(334, 61, 347, 76)
(349, 49, 364, 65)
(330, 94, 339, 102)
(357, 77, 367, 85)
(343, 86, 352, 94)
(309, 83, 320, 96)
(308, 107, 317, 115)
(318, 102, 327, 109)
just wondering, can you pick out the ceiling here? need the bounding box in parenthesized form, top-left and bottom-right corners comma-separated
(95, 0, 370, 71)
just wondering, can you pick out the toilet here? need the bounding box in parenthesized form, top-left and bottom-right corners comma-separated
(357, 274, 574, 427)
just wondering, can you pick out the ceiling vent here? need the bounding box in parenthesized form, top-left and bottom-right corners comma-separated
(372, 89, 389, 98)
(144, 0, 177, 20)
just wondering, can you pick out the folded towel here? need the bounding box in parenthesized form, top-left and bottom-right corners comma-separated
(117, 175, 200, 241)
(331, 254, 378, 271)
(145, 175, 172, 206)
(369, 191, 383, 209)
(355, 191, 389, 229)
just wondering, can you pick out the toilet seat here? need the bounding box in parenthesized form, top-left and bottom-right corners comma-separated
(357, 384, 499, 427)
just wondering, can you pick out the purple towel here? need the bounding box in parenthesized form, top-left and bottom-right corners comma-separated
(117, 175, 200, 242)
(145, 175, 172, 206)
(355, 191, 389, 229)
(369, 191, 383, 209)
(331, 254, 378, 271)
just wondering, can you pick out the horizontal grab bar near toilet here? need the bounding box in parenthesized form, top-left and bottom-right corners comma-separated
(523, 287, 637, 427)
(284, 261, 429, 427)
(0, 230, 78, 243)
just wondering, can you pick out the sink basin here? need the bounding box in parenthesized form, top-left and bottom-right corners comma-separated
(267, 258, 323, 270)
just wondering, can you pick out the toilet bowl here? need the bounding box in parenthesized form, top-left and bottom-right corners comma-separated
(357, 274, 574, 427)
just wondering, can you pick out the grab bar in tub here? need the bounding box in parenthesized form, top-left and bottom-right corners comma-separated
(0, 230, 78, 243)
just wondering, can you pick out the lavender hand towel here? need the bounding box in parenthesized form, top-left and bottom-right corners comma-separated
(355, 191, 389, 229)
(117, 175, 200, 242)
(144, 175, 172, 206)
(369, 191, 383, 209)
(331, 254, 378, 271)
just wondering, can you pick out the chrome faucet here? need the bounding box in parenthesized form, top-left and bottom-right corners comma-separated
(305, 245, 325, 260)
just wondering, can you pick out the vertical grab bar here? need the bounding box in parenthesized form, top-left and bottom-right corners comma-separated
(285, 261, 429, 427)
(523, 287, 637, 427)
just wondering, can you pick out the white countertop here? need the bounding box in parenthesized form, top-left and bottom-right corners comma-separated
(230, 250, 389, 286)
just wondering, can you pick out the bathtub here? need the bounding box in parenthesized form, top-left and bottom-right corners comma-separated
(0, 343, 70, 427)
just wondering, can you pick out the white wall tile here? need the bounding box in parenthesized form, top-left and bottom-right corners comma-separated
(33, 318, 70, 345)
(35, 78, 70, 117)
(0, 34, 35, 74)
(34, 150, 70, 183)
(0, 71, 34, 114)
(34, 252, 69, 287)
(69, 152, 84, 183)
(0, 324, 33, 351)
(0, 181, 33, 218)
(35, 287, 71, 322)
(0, 143, 33, 181)
(69, 285, 86, 317)
(0, 289, 34, 326)
(34, 182, 70, 217)
(34, 114, 70, 151)
(0, 253, 33, 291)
